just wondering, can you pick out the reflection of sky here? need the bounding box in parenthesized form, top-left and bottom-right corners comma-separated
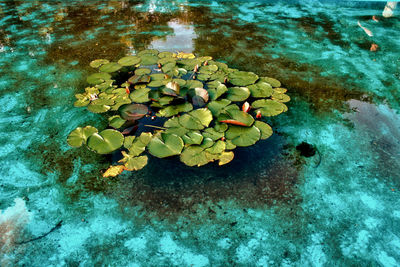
(150, 20, 196, 52)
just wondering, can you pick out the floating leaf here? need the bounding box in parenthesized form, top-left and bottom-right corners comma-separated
(248, 82, 273, 98)
(87, 129, 124, 154)
(103, 165, 125, 177)
(252, 99, 288, 117)
(158, 51, 174, 58)
(179, 114, 204, 130)
(225, 125, 260, 147)
(139, 54, 158, 65)
(134, 68, 151, 75)
(165, 81, 180, 94)
(99, 62, 122, 73)
(205, 140, 225, 154)
(207, 99, 231, 117)
(87, 72, 112, 85)
(87, 103, 111, 113)
(157, 103, 193, 117)
(119, 103, 148, 120)
(128, 74, 150, 84)
(182, 131, 203, 145)
(189, 108, 213, 127)
(199, 64, 218, 74)
(228, 71, 259, 86)
(147, 132, 184, 158)
(67, 126, 98, 147)
(118, 153, 148, 171)
(118, 56, 141, 66)
(271, 92, 290, 103)
(74, 98, 90, 107)
(138, 49, 159, 56)
(260, 77, 281, 87)
(129, 87, 151, 103)
(108, 115, 126, 129)
(226, 87, 250, 102)
(180, 146, 215, 167)
(218, 151, 234, 165)
(175, 52, 195, 59)
(124, 135, 136, 149)
(90, 59, 109, 68)
(254, 121, 273, 140)
(202, 127, 224, 141)
(207, 81, 227, 101)
(219, 109, 254, 127)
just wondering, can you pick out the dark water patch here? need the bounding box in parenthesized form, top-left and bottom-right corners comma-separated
(106, 134, 304, 221)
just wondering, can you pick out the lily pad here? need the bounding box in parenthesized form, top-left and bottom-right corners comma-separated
(157, 103, 193, 117)
(225, 125, 260, 147)
(129, 87, 151, 103)
(90, 59, 109, 68)
(218, 151, 234, 165)
(138, 49, 159, 56)
(118, 153, 148, 171)
(252, 99, 288, 117)
(134, 68, 151, 75)
(128, 74, 151, 84)
(118, 56, 141, 66)
(207, 99, 231, 117)
(87, 103, 111, 113)
(260, 77, 281, 87)
(139, 54, 159, 65)
(108, 115, 126, 129)
(147, 132, 184, 158)
(87, 129, 124, 154)
(180, 146, 215, 167)
(254, 121, 273, 140)
(248, 82, 273, 98)
(205, 140, 225, 154)
(182, 131, 203, 145)
(271, 92, 290, 103)
(87, 72, 112, 85)
(226, 87, 250, 102)
(67, 126, 98, 147)
(158, 51, 174, 58)
(228, 71, 259, 86)
(119, 103, 148, 120)
(219, 109, 254, 127)
(99, 62, 122, 73)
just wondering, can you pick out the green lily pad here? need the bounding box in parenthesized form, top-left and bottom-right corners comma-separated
(179, 114, 204, 130)
(129, 87, 151, 103)
(218, 151, 234, 165)
(162, 61, 176, 73)
(108, 115, 126, 129)
(139, 54, 159, 65)
(225, 140, 236, 150)
(225, 125, 260, 147)
(205, 140, 225, 154)
(202, 127, 224, 141)
(99, 62, 122, 73)
(128, 74, 151, 84)
(252, 99, 288, 117)
(158, 51, 174, 58)
(218, 110, 253, 127)
(271, 92, 290, 103)
(207, 81, 227, 101)
(118, 56, 141, 66)
(189, 108, 213, 127)
(226, 87, 250, 102)
(228, 71, 259, 86)
(260, 77, 281, 87)
(118, 153, 148, 171)
(67, 126, 98, 147)
(87, 129, 124, 154)
(120, 103, 148, 120)
(138, 49, 159, 56)
(182, 131, 203, 145)
(87, 72, 112, 85)
(74, 98, 90, 107)
(254, 121, 273, 140)
(147, 132, 184, 158)
(134, 68, 151, 75)
(207, 99, 231, 117)
(180, 146, 215, 167)
(248, 82, 273, 98)
(199, 64, 218, 74)
(164, 117, 190, 136)
(87, 103, 111, 113)
(157, 103, 193, 117)
(90, 59, 109, 68)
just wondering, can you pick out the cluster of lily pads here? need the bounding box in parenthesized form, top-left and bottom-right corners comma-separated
(67, 49, 289, 177)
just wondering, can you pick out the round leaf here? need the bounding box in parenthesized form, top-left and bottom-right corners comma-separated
(252, 99, 288, 117)
(67, 126, 98, 147)
(87, 72, 112, 85)
(226, 87, 250, 102)
(225, 125, 260, 147)
(87, 129, 124, 154)
(119, 103, 148, 120)
(99, 62, 122, 73)
(147, 133, 184, 158)
(228, 71, 259, 86)
(118, 56, 141, 66)
(254, 121, 273, 140)
(90, 59, 109, 68)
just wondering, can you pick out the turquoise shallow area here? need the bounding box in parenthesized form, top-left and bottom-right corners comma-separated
(1, 0, 400, 266)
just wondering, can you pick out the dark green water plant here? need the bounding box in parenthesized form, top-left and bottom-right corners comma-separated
(67, 50, 290, 177)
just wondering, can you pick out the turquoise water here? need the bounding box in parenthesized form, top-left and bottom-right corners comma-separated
(1, 0, 399, 266)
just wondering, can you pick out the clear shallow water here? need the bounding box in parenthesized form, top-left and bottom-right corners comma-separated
(0, 0, 399, 266)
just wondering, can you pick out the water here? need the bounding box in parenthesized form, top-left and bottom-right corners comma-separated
(0, 0, 399, 266)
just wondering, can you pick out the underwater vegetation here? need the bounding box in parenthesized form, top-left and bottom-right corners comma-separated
(67, 49, 290, 176)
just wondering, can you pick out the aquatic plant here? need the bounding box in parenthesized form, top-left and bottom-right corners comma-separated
(67, 49, 290, 176)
